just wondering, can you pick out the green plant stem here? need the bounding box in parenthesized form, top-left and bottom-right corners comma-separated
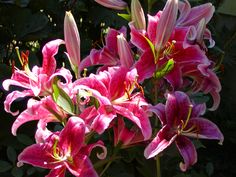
(153, 78, 161, 177)
(156, 155, 161, 177)
(99, 158, 113, 177)
(99, 143, 121, 177)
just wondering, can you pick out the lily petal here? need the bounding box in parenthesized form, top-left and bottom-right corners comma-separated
(18, 142, 60, 169)
(166, 91, 191, 126)
(177, 1, 215, 27)
(144, 125, 177, 159)
(175, 136, 197, 172)
(4, 90, 33, 116)
(155, 0, 178, 52)
(185, 118, 224, 145)
(114, 104, 152, 140)
(66, 154, 98, 177)
(46, 167, 66, 177)
(147, 103, 166, 125)
(91, 105, 116, 134)
(42, 39, 64, 76)
(58, 116, 85, 156)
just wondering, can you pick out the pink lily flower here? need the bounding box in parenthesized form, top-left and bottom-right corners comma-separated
(18, 116, 106, 177)
(144, 91, 224, 171)
(64, 11, 81, 77)
(79, 27, 134, 73)
(130, 1, 221, 110)
(176, 0, 215, 48)
(11, 96, 67, 136)
(73, 67, 152, 140)
(95, 0, 128, 10)
(3, 39, 73, 116)
(113, 118, 146, 148)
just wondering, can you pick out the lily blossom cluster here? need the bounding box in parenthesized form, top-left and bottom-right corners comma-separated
(3, 0, 224, 176)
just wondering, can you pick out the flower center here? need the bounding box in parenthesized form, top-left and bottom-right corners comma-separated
(52, 138, 73, 164)
(177, 105, 194, 135)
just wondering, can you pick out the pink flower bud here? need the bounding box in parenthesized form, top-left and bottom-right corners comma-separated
(117, 33, 134, 68)
(155, 0, 178, 52)
(131, 0, 146, 30)
(95, 0, 127, 10)
(64, 11, 80, 76)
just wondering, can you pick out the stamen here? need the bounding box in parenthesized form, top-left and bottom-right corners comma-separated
(135, 80, 144, 96)
(21, 51, 29, 70)
(82, 68, 87, 77)
(15, 47, 23, 66)
(123, 81, 131, 100)
(163, 40, 176, 58)
(53, 138, 60, 159)
(182, 105, 193, 130)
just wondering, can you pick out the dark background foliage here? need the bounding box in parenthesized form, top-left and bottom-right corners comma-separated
(0, 0, 236, 177)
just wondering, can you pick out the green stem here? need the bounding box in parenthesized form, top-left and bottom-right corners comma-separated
(99, 159, 113, 177)
(99, 143, 121, 177)
(224, 30, 236, 51)
(152, 78, 161, 177)
(156, 155, 161, 177)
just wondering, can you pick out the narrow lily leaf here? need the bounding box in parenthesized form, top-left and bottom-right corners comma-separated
(7, 146, 17, 164)
(52, 78, 74, 115)
(0, 160, 12, 172)
(117, 13, 131, 21)
(154, 59, 174, 79)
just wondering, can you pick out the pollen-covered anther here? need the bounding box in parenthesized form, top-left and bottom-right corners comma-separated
(82, 68, 88, 77)
(124, 81, 132, 100)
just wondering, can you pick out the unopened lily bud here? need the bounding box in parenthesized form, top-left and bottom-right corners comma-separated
(131, 0, 146, 30)
(95, 0, 128, 10)
(64, 11, 80, 77)
(117, 33, 134, 68)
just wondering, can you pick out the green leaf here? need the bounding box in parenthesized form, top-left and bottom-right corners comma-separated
(192, 139, 206, 149)
(17, 134, 34, 146)
(217, 0, 236, 16)
(117, 13, 131, 21)
(7, 146, 17, 164)
(27, 167, 36, 176)
(154, 59, 174, 79)
(0, 160, 12, 172)
(11, 167, 23, 177)
(190, 92, 210, 104)
(52, 78, 75, 115)
(206, 162, 214, 176)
